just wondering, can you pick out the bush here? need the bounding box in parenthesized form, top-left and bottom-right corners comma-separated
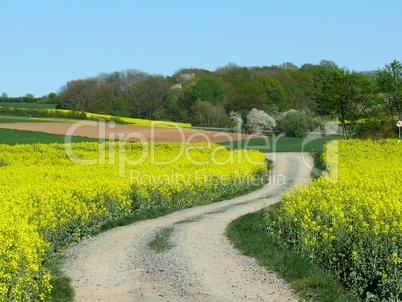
(275, 111, 317, 137)
(229, 111, 243, 133)
(246, 108, 276, 135)
(353, 120, 395, 139)
(219, 115, 233, 128)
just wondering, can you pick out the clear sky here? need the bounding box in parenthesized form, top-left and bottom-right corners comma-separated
(1, 0, 401, 97)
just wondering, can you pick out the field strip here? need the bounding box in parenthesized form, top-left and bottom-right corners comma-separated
(0, 122, 259, 143)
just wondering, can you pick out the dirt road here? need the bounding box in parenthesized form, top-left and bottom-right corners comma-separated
(63, 152, 313, 301)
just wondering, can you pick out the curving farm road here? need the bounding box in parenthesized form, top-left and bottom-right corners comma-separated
(63, 152, 313, 301)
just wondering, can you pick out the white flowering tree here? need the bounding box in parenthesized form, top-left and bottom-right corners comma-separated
(229, 111, 243, 133)
(246, 108, 276, 135)
(276, 109, 298, 119)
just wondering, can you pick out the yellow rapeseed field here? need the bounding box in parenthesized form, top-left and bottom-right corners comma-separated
(0, 142, 266, 301)
(268, 139, 402, 300)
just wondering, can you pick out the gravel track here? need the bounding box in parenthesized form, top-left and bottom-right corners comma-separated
(63, 152, 313, 301)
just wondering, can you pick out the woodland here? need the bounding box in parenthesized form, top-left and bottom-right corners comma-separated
(1, 59, 401, 139)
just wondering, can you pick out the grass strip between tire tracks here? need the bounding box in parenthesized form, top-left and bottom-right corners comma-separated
(148, 227, 176, 253)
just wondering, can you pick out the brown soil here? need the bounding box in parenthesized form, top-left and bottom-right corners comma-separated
(0, 122, 259, 143)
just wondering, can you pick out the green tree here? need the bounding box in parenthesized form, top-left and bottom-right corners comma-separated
(315, 68, 379, 139)
(275, 111, 317, 137)
(24, 93, 35, 103)
(288, 69, 316, 110)
(47, 93, 57, 103)
(87, 84, 114, 114)
(153, 89, 186, 122)
(113, 97, 129, 117)
(228, 81, 268, 112)
(376, 60, 402, 120)
(1, 92, 8, 101)
(127, 75, 170, 119)
(98, 69, 148, 104)
(278, 62, 299, 71)
(57, 78, 98, 110)
(251, 65, 308, 111)
(191, 76, 225, 105)
(258, 76, 289, 112)
(215, 63, 250, 88)
(191, 100, 224, 127)
(319, 59, 338, 72)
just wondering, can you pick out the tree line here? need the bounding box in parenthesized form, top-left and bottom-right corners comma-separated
(2, 59, 401, 139)
(53, 62, 319, 126)
(0, 92, 57, 104)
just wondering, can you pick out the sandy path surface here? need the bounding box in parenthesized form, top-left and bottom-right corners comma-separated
(63, 153, 313, 301)
(0, 122, 258, 143)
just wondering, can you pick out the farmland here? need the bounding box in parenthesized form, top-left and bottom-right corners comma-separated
(0, 102, 57, 109)
(0, 121, 257, 144)
(220, 134, 340, 152)
(0, 129, 100, 144)
(0, 119, 339, 152)
(2, 113, 400, 301)
(267, 139, 402, 300)
(0, 140, 267, 301)
(0, 107, 192, 127)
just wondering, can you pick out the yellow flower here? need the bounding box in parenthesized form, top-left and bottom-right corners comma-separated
(0, 141, 267, 300)
(391, 252, 402, 264)
(268, 139, 402, 298)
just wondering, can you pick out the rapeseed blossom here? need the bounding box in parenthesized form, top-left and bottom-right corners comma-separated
(268, 139, 402, 300)
(0, 142, 266, 301)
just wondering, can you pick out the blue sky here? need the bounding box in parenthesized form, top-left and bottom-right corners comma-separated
(1, 0, 401, 97)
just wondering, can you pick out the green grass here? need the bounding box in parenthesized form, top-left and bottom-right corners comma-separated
(0, 102, 57, 109)
(0, 116, 54, 123)
(45, 254, 74, 302)
(93, 207, 185, 234)
(219, 134, 341, 153)
(147, 227, 175, 253)
(174, 216, 203, 224)
(226, 209, 359, 302)
(0, 129, 101, 144)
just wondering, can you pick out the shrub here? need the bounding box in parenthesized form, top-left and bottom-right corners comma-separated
(353, 120, 395, 139)
(275, 110, 317, 137)
(245, 108, 276, 135)
(229, 111, 243, 133)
